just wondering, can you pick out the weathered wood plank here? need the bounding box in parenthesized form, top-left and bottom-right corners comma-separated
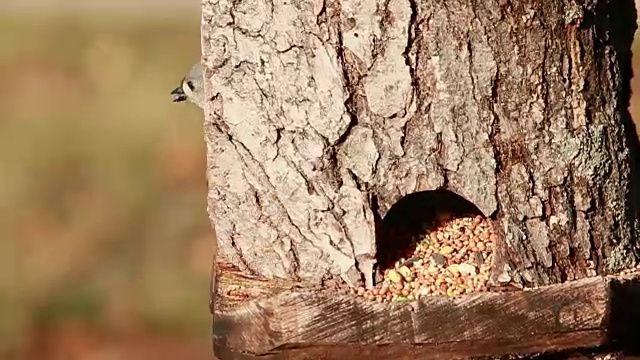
(213, 276, 613, 360)
(214, 332, 606, 360)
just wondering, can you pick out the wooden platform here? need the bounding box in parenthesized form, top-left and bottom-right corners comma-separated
(211, 271, 640, 360)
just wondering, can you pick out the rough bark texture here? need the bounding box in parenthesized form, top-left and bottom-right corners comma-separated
(201, 0, 640, 290)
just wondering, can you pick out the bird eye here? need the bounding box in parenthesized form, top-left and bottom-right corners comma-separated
(186, 81, 195, 91)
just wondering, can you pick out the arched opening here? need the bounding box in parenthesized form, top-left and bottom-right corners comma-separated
(375, 189, 485, 269)
(354, 189, 497, 302)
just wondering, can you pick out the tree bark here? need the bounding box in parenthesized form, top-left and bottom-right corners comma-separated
(201, 0, 640, 292)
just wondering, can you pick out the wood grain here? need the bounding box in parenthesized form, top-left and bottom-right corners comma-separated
(212, 276, 618, 360)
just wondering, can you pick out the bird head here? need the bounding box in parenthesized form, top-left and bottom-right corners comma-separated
(171, 63, 205, 109)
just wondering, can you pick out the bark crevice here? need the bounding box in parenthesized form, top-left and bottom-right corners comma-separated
(202, 0, 639, 290)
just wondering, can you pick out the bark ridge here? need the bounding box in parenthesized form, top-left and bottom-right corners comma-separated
(202, 0, 639, 288)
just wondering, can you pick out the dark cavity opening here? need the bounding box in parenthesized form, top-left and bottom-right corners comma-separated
(375, 189, 484, 271)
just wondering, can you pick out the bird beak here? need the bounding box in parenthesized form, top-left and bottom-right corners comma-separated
(171, 86, 188, 102)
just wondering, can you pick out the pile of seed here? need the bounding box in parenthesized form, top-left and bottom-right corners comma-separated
(618, 264, 640, 277)
(351, 215, 496, 303)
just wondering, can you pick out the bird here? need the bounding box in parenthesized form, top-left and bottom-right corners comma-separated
(171, 63, 205, 109)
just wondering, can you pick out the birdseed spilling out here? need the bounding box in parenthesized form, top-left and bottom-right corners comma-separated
(351, 215, 496, 303)
(617, 264, 640, 277)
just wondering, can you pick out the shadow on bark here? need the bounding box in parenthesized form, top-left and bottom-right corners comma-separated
(607, 0, 640, 254)
(374, 189, 484, 270)
(608, 277, 640, 355)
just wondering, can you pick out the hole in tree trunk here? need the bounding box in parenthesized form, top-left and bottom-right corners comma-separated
(354, 189, 497, 301)
(376, 189, 485, 270)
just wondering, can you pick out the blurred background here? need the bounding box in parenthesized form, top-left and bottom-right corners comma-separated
(1, 1, 214, 359)
(1, 1, 640, 360)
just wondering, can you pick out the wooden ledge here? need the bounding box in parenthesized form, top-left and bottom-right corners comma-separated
(212, 273, 640, 360)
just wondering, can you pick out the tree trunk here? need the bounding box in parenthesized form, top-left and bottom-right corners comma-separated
(202, 0, 639, 290)
(202, 0, 640, 357)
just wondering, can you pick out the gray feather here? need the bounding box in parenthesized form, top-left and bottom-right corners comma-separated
(171, 63, 205, 109)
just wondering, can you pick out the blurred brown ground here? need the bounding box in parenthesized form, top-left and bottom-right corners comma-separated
(1, 1, 640, 360)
